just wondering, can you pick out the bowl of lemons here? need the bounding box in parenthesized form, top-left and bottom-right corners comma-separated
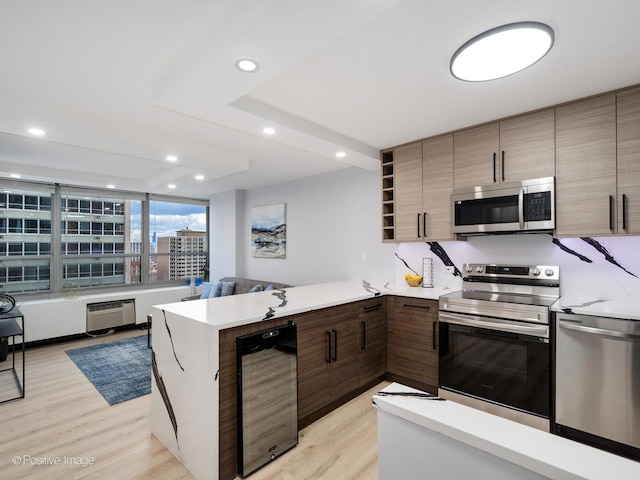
(404, 273, 423, 287)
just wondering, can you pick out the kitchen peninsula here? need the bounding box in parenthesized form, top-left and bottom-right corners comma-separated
(150, 280, 450, 480)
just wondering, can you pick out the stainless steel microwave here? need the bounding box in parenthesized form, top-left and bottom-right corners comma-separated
(452, 177, 555, 234)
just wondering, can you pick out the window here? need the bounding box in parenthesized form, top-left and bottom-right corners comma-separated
(149, 199, 208, 282)
(0, 181, 207, 294)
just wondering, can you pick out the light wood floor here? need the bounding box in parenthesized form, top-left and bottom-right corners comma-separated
(0, 328, 387, 480)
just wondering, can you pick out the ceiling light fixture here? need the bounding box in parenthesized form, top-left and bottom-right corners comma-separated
(28, 127, 46, 136)
(262, 127, 276, 135)
(195, 174, 204, 181)
(10, 174, 21, 179)
(235, 58, 259, 73)
(336, 151, 346, 158)
(166, 155, 178, 162)
(450, 22, 554, 82)
(106, 184, 115, 189)
(168, 184, 176, 189)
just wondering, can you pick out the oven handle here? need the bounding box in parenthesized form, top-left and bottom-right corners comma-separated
(439, 311, 548, 337)
(558, 321, 640, 340)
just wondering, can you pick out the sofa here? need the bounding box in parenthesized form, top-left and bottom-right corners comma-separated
(184, 276, 292, 301)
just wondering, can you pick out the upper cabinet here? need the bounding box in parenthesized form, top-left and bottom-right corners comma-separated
(616, 86, 640, 234)
(388, 137, 454, 242)
(453, 109, 555, 189)
(393, 142, 424, 242)
(555, 94, 617, 237)
(422, 135, 454, 241)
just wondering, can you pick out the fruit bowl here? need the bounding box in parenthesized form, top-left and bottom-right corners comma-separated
(404, 274, 423, 287)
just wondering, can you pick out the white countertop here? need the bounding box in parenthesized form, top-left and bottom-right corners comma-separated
(154, 279, 452, 330)
(552, 297, 640, 321)
(374, 383, 640, 480)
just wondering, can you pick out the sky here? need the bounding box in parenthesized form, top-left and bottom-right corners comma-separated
(129, 200, 207, 243)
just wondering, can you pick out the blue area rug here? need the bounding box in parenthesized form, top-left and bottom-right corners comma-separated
(65, 335, 151, 406)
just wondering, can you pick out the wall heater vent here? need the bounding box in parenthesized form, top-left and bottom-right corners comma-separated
(86, 299, 136, 332)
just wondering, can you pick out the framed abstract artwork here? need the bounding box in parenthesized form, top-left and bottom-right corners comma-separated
(251, 203, 286, 258)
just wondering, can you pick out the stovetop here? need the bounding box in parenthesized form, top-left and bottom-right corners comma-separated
(441, 289, 558, 308)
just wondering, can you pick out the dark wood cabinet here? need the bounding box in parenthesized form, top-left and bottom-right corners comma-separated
(386, 296, 438, 393)
(296, 302, 360, 424)
(357, 298, 386, 385)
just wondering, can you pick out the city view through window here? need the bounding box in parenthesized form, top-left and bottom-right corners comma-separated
(0, 182, 208, 295)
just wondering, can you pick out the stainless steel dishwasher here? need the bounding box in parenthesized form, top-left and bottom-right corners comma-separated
(236, 322, 298, 477)
(554, 312, 640, 461)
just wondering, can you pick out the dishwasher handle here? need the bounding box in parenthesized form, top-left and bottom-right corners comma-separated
(559, 320, 640, 340)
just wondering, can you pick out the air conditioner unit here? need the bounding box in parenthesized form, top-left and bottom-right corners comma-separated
(86, 299, 135, 332)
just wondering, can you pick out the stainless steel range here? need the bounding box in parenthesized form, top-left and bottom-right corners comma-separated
(438, 263, 559, 427)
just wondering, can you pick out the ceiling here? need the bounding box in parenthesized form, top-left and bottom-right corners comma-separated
(1, 0, 640, 199)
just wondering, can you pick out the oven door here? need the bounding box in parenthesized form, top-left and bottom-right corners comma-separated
(439, 311, 550, 417)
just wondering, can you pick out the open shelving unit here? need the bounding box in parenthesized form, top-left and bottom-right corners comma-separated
(381, 149, 395, 242)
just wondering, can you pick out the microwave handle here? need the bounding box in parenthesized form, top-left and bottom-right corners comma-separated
(518, 187, 524, 229)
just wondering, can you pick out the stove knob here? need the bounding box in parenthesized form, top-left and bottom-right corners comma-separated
(531, 267, 541, 276)
(466, 265, 473, 273)
(475, 266, 484, 273)
(545, 268, 555, 277)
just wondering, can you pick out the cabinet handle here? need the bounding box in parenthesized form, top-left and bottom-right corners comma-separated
(622, 194, 627, 230)
(402, 303, 431, 310)
(361, 321, 366, 351)
(332, 330, 338, 362)
(326, 331, 331, 363)
(417, 213, 421, 238)
(501, 151, 505, 181)
(423, 212, 427, 237)
(609, 195, 615, 232)
(363, 304, 382, 312)
(493, 152, 497, 182)
(432, 322, 437, 350)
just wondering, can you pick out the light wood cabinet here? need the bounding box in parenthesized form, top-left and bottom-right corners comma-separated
(453, 109, 555, 189)
(555, 94, 617, 237)
(422, 135, 454, 240)
(390, 137, 454, 242)
(357, 298, 386, 385)
(296, 303, 360, 423)
(393, 142, 423, 241)
(616, 86, 640, 234)
(386, 296, 438, 393)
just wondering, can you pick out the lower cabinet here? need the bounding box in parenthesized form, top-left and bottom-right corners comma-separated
(358, 298, 386, 385)
(296, 302, 361, 424)
(386, 296, 439, 393)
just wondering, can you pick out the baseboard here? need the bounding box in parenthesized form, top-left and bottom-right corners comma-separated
(24, 323, 147, 349)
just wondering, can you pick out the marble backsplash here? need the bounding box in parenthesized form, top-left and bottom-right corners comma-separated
(394, 234, 640, 302)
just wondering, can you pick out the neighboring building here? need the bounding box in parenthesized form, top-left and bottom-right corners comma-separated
(156, 229, 207, 281)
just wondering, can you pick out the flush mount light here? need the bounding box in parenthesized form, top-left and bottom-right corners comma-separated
(10, 174, 21, 179)
(336, 151, 346, 158)
(195, 174, 204, 181)
(28, 127, 46, 136)
(235, 58, 259, 73)
(166, 155, 178, 162)
(168, 184, 176, 189)
(450, 22, 554, 82)
(106, 184, 115, 189)
(262, 127, 276, 135)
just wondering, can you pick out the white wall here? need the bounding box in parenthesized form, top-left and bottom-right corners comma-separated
(19, 286, 191, 343)
(209, 167, 396, 287)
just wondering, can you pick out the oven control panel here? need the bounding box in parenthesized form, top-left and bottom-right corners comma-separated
(464, 263, 559, 282)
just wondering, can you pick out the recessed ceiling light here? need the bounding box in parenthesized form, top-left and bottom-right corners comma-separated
(336, 151, 346, 158)
(106, 184, 115, 189)
(166, 155, 178, 162)
(28, 127, 46, 136)
(262, 127, 276, 135)
(195, 174, 204, 181)
(450, 22, 554, 82)
(168, 184, 176, 189)
(10, 174, 21, 179)
(235, 58, 259, 73)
